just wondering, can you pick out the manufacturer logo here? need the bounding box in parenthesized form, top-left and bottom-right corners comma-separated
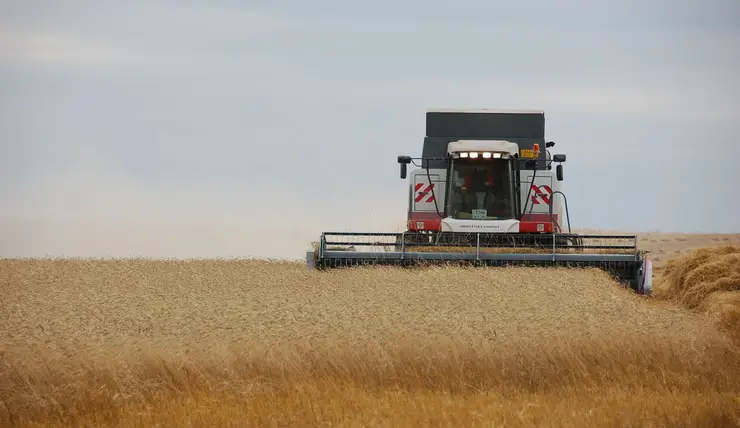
(415, 183, 435, 203)
(530, 184, 552, 205)
(460, 224, 501, 229)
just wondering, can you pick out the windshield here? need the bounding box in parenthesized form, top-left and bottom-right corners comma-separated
(446, 158, 514, 220)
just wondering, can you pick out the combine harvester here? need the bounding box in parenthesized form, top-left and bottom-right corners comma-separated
(307, 108, 653, 295)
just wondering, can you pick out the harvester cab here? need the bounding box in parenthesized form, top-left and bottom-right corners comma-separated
(309, 108, 653, 296)
(398, 138, 565, 237)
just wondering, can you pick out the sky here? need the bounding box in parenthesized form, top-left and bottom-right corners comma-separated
(1, 0, 739, 259)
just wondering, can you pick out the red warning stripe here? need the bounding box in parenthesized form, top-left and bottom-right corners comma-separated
(415, 183, 435, 203)
(530, 184, 552, 205)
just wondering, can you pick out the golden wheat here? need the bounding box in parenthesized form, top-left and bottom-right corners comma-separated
(656, 245, 740, 344)
(1, 258, 739, 427)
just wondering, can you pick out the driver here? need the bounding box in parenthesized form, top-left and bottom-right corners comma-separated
(461, 168, 493, 194)
(460, 168, 508, 215)
(459, 168, 493, 213)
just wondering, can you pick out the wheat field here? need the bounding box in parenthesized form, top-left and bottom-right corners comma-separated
(2, 240, 740, 426)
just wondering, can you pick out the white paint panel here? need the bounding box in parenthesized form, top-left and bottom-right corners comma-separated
(411, 169, 446, 213)
(441, 218, 520, 233)
(447, 140, 519, 155)
(521, 173, 554, 214)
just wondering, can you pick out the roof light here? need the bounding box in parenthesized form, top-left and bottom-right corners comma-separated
(482, 152, 492, 158)
(469, 152, 479, 159)
(493, 152, 502, 158)
(459, 152, 468, 158)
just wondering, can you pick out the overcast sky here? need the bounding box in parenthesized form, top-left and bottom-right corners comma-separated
(1, 0, 739, 259)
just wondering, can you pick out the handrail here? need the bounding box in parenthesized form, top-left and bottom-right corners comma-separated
(318, 231, 639, 260)
(401, 232, 406, 259)
(548, 191, 572, 234)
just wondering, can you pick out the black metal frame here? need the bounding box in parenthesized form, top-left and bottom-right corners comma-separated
(312, 231, 648, 294)
(318, 232, 638, 250)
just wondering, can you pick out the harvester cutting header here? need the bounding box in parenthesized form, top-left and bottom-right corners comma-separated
(309, 108, 653, 295)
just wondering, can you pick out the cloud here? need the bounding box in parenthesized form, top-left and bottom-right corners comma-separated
(311, 76, 738, 125)
(0, 27, 160, 67)
(0, 3, 310, 70)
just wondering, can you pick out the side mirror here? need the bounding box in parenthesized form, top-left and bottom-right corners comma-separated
(556, 164, 564, 181)
(553, 154, 566, 163)
(397, 155, 412, 179)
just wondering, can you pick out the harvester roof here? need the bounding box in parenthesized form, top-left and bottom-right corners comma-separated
(422, 109, 547, 169)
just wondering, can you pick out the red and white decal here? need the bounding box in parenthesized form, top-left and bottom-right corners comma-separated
(530, 184, 552, 205)
(414, 183, 435, 203)
(412, 173, 442, 212)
